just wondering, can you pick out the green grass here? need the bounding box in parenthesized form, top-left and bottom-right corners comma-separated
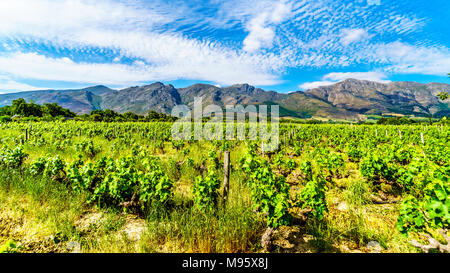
(0, 166, 263, 253)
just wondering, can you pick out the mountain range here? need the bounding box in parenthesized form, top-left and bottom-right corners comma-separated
(1, 79, 449, 120)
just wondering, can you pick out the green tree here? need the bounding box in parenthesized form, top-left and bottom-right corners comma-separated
(147, 110, 161, 120)
(123, 112, 138, 121)
(103, 109, 119, 122)
(0, 105, 12, 116)
(11, 98, 27, 116)
(11, 98, 42, 117)
(42, 103, 76, 117)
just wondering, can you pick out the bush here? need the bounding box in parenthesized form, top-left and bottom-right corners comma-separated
(240, 153, 292, 228)
(377, 117, 416, 125)
(0, 146, 28, 169)
(0, 115, 12, 123)
(74, 140, 101, 158)
(295, 174, 328, 220)
(193, 166, 220, 211)
(30, 155, 66, 182)
(139, 158, 173, 206)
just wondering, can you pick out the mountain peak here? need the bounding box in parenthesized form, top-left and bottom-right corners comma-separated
(228, 83, 255, 93)
(340, 78, 380, 85)
(82, 85, 114, 96)
(345, 78, 365, 83)
(186, 83, 218, 89)
(231, 83, 250, 88)
(147, 82, 165, 88)
(86, 85, 109, 89)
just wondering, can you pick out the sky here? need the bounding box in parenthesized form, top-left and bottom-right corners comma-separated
(0, 0, 449, 94)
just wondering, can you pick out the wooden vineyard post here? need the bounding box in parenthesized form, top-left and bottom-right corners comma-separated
(421, 132, 424, 144)
(375, 128, 378, 137)
(222, 151, 230, 203)
(25, 128, 28, 142)
(398, 129, 402, 139)
(78, 128, 81, 138)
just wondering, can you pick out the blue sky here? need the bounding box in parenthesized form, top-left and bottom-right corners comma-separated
(0, 0, 449, 94)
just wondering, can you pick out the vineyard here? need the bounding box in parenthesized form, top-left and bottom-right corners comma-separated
(0, 121, 448, 253)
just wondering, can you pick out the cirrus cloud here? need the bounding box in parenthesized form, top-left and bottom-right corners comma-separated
(340, 29, 369, 46)
(0, 0, 284, 87)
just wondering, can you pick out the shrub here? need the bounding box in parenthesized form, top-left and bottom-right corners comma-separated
(0, 115, 12, 123)
(0, 146, 28, 169)
(193, 166, 220, 211)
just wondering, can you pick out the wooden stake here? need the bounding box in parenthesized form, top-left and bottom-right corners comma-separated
(421, 132, 424, 144)
(223, 151, 230, 202)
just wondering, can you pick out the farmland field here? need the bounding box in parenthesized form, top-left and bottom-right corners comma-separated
(0, 121, 448, 253)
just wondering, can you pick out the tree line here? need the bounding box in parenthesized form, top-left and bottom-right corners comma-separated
(0, 98, 176, 122)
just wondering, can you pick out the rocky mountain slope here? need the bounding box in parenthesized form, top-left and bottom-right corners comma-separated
(306, 79, 450, 117)
(0, 79, 449, 119)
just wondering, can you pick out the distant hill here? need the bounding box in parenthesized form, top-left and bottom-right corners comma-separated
(0, 85, 112, 114)
(1, 79, 449, 120)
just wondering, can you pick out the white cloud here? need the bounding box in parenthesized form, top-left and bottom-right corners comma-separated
(299, 71, 391, 90)
(299, 81, 336, 90)
(243, 1, 292, 52)
(323, 72, 390, 83)
(374, 15, 426, 35)
(269, 1, 441, 71)
(0, 0, 286, 86)
(340, 29, 369, 46)
(0, 76, 45, 92)
(0, 0, 170, 36)
(370, 42, 450, 75)
(0, 52, 281, 87)
(0, 52, 154, 86)
(243, 19, 276, 53)
(75, 30, 283, 84)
